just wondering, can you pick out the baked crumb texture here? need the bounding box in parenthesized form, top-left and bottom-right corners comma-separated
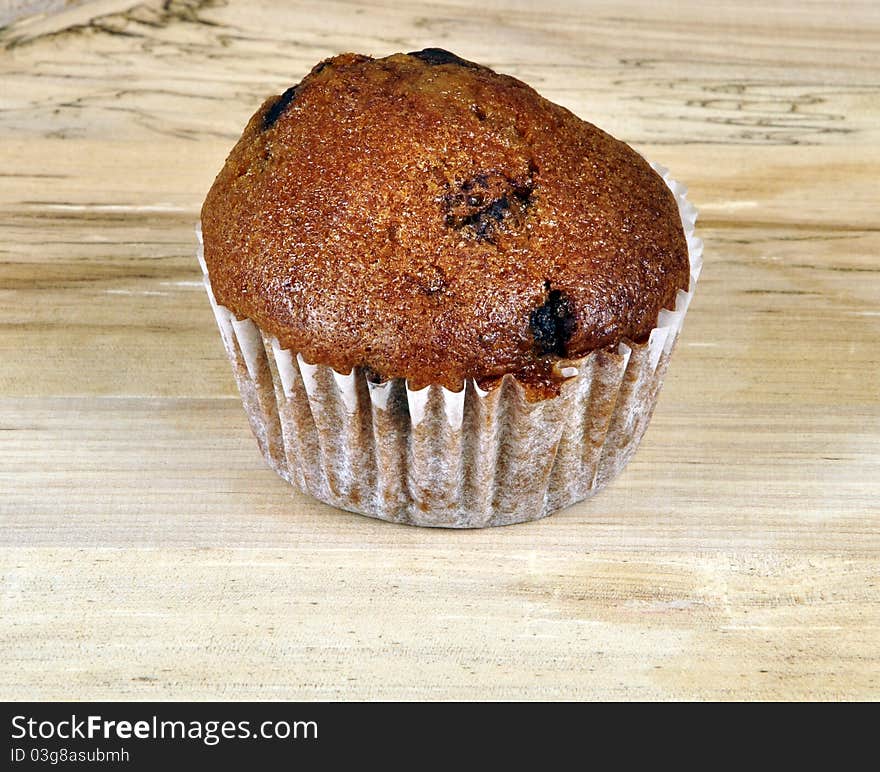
(201, 49, 691, 398)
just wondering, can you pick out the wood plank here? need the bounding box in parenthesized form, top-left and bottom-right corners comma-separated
(1, 0, 878, 700)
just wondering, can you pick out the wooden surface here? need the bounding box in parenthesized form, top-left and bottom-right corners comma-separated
(1, 0, 878, 701)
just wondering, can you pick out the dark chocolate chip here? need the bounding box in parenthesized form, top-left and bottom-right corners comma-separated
(512, 180, 534, 207)
(262, 84, 300, 130)
(442, 173, 533, 242)
(484, 196, 508, 222)
(530, 287, 576, 356)
(407, 48, 476, 68)
(472, 197, 507, 239)
(444, 196, 508, 241)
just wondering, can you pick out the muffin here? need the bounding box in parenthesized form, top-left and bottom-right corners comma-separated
(198, 48, 702, 527)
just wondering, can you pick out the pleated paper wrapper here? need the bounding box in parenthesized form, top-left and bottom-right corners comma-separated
(197, 164, 702, 528)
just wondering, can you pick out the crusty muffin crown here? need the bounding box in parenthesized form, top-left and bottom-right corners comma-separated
(201, 49, 689, 396)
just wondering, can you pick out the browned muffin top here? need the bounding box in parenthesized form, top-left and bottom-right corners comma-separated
(201, 49, 689, 396)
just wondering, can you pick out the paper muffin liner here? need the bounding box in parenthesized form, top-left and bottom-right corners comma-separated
(197, 163, 702, 528)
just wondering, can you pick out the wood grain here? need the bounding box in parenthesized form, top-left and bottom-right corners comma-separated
(1, 0, 878, 700)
